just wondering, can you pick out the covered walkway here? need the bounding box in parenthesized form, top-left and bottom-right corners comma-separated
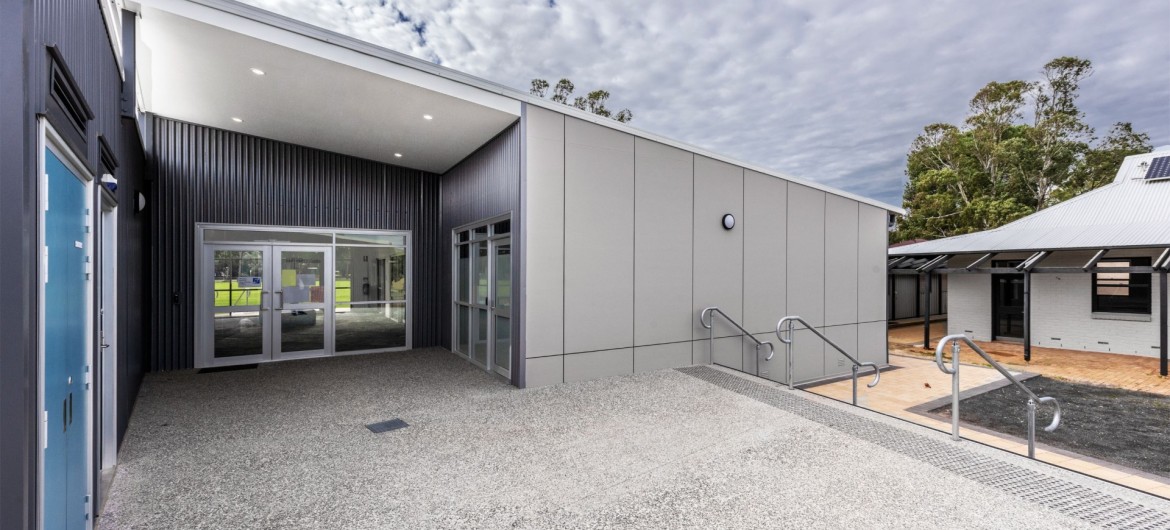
(99, 350, 1170, 528)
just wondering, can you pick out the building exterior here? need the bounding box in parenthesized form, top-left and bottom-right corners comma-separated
(890, 152, 1169, 371)
(1, 0, 898, 527)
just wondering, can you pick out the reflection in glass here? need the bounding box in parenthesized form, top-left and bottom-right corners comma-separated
(473, 309, 488, 364)
(204, 229, 331, 244)
(475, 243, 488, 306)
(335, 232, 407, 245)
(494, 317, 510, 370)
(457, 305, 469, 354)
(214, 312, 264, 358)
(335, 303, 406, 352)
(281, 308, 324, 352)
(335, 246, 407, 304)
(495, 243, 511, 313)
(457, 245, 470, 303)
(280, 251, 324, 305)
(213, 250, 264, 308)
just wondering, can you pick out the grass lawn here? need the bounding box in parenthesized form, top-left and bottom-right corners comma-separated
(213, 279, 406, 307)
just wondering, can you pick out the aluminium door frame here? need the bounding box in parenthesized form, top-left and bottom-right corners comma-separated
(201, 243, 274, 367)
(489, 236, 511, 379)
(194, 224, 413, 368)
(98, 192, 118, 474)
(450, 213, 512, 376)
(37, 118, 96, 530)
(271, 245, 334, 362)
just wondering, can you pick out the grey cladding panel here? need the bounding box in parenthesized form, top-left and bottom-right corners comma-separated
(634, 342, 693, 373)
(858, 320, 887, 365)
(824, 195, 858, 326)
(710, 336, 745, 371)
(525, 354, 564, 388)
(692, 156, 744, 340)
(790, 328, 825, 383)
(857, 204, 888, 323)
(634, 139, 694, 346)
(743, 170, 787, 333)
(563, 118, 634, 353)
(786, 184, 826, 328)
(823, 323, 857, 379)
(523, 106, 565, 357)
(564, 348, 634, 383)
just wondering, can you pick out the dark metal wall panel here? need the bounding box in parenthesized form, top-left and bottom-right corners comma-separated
(149, 116, 444, 370)
(0, 0, 33, 526)
(439, 122, 523, 372)
(4, 2, 147, 528)
(116, 116, 148, 443)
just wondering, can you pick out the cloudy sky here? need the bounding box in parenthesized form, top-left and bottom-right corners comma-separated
(244, 0, 1169, 206)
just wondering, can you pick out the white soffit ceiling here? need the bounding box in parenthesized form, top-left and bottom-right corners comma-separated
(136, 3, 521, 173)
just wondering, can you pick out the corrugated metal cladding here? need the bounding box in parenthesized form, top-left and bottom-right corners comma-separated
(440, 121, 523, 357)
(3, 3, 150, 528)
(150, 115, 443, 371)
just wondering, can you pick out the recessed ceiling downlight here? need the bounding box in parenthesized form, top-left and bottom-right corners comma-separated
(250, 67, 265, 76)
(394, 153, 403, 158)
(423, 114, 433, 120)
(231, 117, 243, 123)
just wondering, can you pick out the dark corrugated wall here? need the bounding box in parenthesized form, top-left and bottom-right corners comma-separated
(4, 2, 148, 528)
(439, 121, 523, 381)
(149, 116, 443, 371)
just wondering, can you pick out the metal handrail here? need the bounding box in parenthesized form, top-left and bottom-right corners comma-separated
(775, 316, 880, 406)
(935, 334, 1061, 459)
(699, 307, 776, 371)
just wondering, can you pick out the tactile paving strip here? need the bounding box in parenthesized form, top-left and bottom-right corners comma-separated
(677, 366, 1170, 529)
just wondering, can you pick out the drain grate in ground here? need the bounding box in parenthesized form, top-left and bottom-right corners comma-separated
(676, 365, 1170, 530)
(366, 418, 409, 434)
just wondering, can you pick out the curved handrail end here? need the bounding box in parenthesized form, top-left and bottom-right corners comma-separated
(861, 362, 881, 388)
(1038, 396, 1061, 432)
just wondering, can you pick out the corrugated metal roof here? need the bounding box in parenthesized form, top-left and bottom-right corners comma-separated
(891, 151, 1170, 256)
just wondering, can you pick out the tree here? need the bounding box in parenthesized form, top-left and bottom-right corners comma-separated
(530, 78, 633, 123)
(893, 57, 1152, 242)
(1052, 122, 1151, 202)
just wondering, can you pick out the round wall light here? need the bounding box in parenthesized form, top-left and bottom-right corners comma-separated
(722, 213, 735, 230)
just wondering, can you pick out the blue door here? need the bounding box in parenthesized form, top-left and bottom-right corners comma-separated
(43, 148, 89, 530)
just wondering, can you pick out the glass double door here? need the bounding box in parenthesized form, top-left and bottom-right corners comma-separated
(208, 245, 331, 364)
(457, 237, 511, 377)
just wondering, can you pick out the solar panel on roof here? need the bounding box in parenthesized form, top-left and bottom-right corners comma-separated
(1144, 156, 1170, 180)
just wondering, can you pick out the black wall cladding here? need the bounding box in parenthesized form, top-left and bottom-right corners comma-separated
(149, 116, 443, 370)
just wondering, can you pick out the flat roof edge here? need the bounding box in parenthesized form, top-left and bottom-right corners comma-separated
(152, 0, 903, 213)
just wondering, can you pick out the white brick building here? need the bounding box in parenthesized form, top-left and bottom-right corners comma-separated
(890, 151, 1170, 374)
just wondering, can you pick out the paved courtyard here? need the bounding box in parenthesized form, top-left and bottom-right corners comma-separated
(99, 349, 1170, 529)
(889, 322, 1170, 396)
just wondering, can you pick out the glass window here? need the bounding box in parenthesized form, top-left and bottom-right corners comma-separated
(212, 249, 265, 308)
(475, 243, 489, 306)
(335, 246, 407, 303)
(457, 305, 469, 354)
(495, 243, 511, 313)
(335, 232, 407, 246)
(204, 229, 331, 244)
(334, 303, 407, 352)
(492, 219, 510, 235)
(458, 231, 470, 243)
(1092, 258, 1151, 314)
(457, 245, 470, 303)
(472, 226, 488, 240)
